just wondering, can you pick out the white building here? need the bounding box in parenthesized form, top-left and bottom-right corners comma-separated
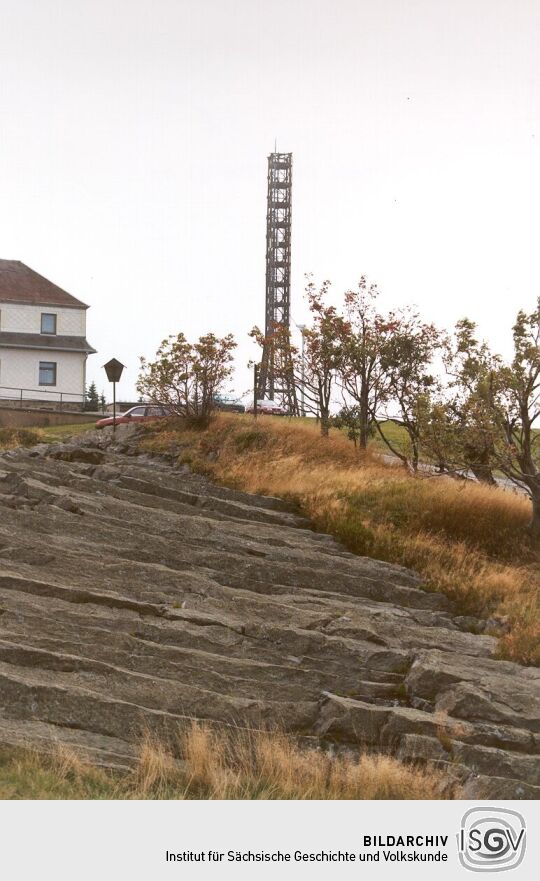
(0, 260, 96, 409)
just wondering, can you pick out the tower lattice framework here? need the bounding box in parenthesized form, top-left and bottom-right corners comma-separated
(259, 152, 292, 400)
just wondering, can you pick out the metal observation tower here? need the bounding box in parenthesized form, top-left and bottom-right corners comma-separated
(258, 151, 292, 399)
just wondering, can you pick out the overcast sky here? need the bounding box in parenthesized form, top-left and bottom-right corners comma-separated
(0, 0, 539, 402)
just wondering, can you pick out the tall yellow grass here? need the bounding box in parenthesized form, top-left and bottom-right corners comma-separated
(143, 415, 539, 665)
(178, 722, 451, 799)
(0, 724, 457, 799)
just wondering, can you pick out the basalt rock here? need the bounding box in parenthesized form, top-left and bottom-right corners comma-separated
(0, 425, 537, 797)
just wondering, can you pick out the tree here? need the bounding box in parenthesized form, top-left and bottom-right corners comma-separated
(412, 395, 480, 476)
(249, 279, 346, 434)
(443, 319, 500, 484)
(99, 392, 106, 414)
(415, 302, 540, 542)
(137, 332, 237, 424)
(331, 404, 371, 449)
(299, 278, 348, 436)
(85, 381, 99, 412)
(340, 278, 391, 449)
(487, 301, 540, 541)
(375, 310, 442, 471)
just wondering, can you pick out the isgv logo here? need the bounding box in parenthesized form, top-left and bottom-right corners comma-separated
(458, 807, 526, 872)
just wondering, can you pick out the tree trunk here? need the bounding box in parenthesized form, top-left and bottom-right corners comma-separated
(359, 424, 369, 450)
(320, 411, 330, 437)
(529, 491, 540, 545)
(359, 387, 369, 450)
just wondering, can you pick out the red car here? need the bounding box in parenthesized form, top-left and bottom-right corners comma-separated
(95, 404, 170, 429)
(245, 399, 287, 416)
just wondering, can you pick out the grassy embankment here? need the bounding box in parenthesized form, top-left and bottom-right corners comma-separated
(0, 723, 455, 800)
(0, 415, 535, 798)
(0, 417, 464, 800)
(142, 414, 539, 666)
(0, 422, 92, 449)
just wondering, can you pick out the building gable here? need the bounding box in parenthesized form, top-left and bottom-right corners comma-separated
(0, 261, 88, 309)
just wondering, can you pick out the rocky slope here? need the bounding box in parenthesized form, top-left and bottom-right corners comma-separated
(0, 426, 538, 797)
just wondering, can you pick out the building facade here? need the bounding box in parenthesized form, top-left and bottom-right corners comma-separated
(0, 261, 96, 409)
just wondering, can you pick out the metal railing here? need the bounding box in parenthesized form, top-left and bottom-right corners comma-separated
(0, 385, 85, 412)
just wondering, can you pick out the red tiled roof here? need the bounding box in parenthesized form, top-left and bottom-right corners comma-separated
(0, 261, 88, 309)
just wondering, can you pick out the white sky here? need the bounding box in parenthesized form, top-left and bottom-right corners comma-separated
(0, 0, 539, 402)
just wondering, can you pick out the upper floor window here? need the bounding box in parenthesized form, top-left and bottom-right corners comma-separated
(41, 313, 57, 334)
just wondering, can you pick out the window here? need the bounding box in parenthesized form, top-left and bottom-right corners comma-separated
(39, 361, 57, 386)
(128, 407, 146, 416)
(41, 313, 57, 334)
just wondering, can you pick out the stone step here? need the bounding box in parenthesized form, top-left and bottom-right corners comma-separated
(0, 713, 137, 771)
(0, 663, 318, 743)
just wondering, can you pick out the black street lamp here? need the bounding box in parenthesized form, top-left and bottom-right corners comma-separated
(103, 358, 125, 432)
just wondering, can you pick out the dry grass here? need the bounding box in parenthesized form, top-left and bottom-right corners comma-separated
(0, 427, 43, 449)
(142, 415, 539, 665)
(0, 723, 457, 800)
(0, 744, 113, 799)
(174, 722, 453, 799)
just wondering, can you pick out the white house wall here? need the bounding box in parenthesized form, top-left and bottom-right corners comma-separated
(0, 349, 86, 403)
(0, 303, 86, 336)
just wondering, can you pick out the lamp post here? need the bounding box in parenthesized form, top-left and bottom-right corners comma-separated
(103, 358, 125, 433)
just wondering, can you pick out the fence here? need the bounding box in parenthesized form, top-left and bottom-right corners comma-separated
(0, 385, 85, 412)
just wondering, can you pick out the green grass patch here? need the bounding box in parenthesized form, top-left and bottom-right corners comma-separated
(40, 422, 95, 442)
(0, 422, 95, 449)
(234, 428, 268, 452)
(0, 748, 116, 800)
